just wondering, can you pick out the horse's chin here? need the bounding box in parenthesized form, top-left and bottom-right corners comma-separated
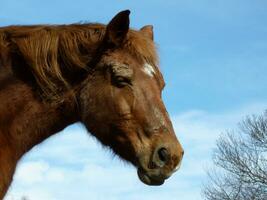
(137, 168, 165, 186)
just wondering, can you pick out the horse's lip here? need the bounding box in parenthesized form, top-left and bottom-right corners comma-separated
(137, 168, 165, 186)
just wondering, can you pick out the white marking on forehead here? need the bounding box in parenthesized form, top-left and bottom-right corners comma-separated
(143, 63, 155, 77)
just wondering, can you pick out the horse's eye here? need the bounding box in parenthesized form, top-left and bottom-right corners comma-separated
(109, 63, 133, 87)
(114, 76, 132, 87)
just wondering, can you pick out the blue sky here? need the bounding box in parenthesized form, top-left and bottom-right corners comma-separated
(1, 1, 267, 200)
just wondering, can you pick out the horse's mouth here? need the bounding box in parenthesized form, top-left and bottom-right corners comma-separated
(137, 167, 165, 186)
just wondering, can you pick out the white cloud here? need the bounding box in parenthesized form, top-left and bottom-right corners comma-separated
(15, 161, 50, 185)
(171, 102, 267, 197)
(4, 102, 267, 200)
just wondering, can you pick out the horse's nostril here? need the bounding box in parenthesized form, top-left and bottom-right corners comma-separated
(158, 147, 169, 162)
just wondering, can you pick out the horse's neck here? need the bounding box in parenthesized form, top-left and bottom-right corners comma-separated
(0, 71, 78, 198)
(0, 77, 78, 154)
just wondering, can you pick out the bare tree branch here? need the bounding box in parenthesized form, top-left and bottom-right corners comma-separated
(203, 110, 267, 200)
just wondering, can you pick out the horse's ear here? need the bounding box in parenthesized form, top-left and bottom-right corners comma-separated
(105, 10, 130, 46)
(140, 25, 154, 40)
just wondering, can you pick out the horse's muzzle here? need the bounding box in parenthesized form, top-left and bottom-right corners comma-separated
(137, 146, 184, 185)
(137, 167, 168, 186)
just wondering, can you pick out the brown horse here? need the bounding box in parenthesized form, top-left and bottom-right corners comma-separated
(0, 10, 184, 199)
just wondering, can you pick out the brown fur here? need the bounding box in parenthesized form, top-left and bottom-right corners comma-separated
(0, 10, 183, 199)
(0, 23, 158, 99)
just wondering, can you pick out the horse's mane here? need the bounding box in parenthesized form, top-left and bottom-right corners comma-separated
(0, 23, 158, 99)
